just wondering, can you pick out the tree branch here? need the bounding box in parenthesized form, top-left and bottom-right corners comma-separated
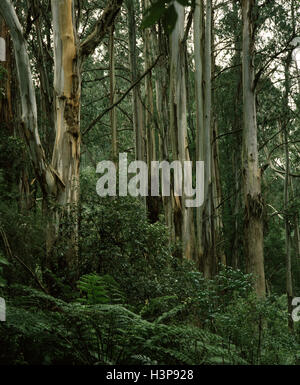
(83, 54, 161, 136)
(79, 0, 123, 61)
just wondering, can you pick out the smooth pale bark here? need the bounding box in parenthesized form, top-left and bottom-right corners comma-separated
(170, 3, 195, 259)
(50, 0, 81, 269)
(0, 0, 62, 201)
(241, 0, 266, 298)
(51, 0, 81, 208)
(51, 0, 123, 208)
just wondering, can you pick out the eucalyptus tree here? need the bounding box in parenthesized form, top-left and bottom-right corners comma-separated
(241, 0, 266, 297)
(169, 2, 196, 259)
(126, 0, 145, 162)
(0, 0, 123, 270)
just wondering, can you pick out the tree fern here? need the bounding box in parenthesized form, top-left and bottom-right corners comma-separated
(77, 274, 125, 305)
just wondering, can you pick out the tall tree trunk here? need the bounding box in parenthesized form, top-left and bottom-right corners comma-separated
(202, 0, 213, 277)
(284, 124, 293, 331)
(212, 118, 225, 267)
(284, 53, 294, 331)
(126, 0, 144, 162)
(194, 0, 205, 267)
(50, 0, 81, 271)
(109, 24, 118, 164)
(195, 0, 215, 277)
(169, 2, 195, 259)
(231, 0, 243, 269)
(153, 23, 173, 234)
(51, 0, 81, 208)
(211, 4, 225, 269)
(241, 0, 265, 298)
(141, 0, 160, 223)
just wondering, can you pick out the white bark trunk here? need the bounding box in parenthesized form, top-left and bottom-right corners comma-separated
(51, 0, 81, 208)
(0, 0, 61, 199)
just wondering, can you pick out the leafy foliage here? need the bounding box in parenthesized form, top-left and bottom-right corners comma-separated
(77, 273, 125, 305)
(141, 0, 190, 34)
